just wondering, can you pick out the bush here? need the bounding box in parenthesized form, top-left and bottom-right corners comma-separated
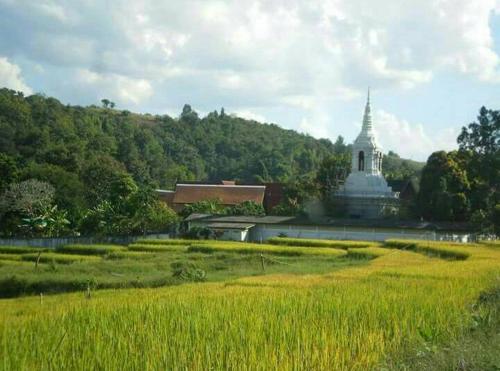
(267, 237, 373, 249)
(187, 243, 347, 257)
(21, 253, 101, 264)
(128, 244, 188, 253)
(171, 261, 206, 282)
(57, 244, 126, 255)
(0, 246, 48, 254)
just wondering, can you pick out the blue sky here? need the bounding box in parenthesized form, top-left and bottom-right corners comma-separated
(0, 0, 499, 161)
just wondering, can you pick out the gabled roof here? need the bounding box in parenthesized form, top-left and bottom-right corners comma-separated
(173, 184, 265, 205)
(184, 214, 296, 225)
(206, 222, 255, 230)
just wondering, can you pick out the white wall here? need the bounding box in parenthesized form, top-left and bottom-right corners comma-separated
(250, 224, 446, 243)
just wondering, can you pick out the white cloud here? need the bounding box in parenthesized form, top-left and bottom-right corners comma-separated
(75, 69, 153, 105)
(0, 57, 32, 94)
(232, 109, 268, 123)
(373, 109, 460, 161)
(0, 0, 498, 155)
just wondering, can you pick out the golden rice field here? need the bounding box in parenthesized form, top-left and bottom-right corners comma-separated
(0, 239, 499, 370)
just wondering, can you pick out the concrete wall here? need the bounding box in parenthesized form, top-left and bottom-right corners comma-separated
(0, 234, 171, 249)
(248, 224, 468, 243)
(217, 229, 248, 242)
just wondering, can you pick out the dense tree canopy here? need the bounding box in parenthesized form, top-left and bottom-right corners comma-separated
(418, 107, 499, 234)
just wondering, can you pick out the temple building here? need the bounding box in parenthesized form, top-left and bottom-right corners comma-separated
(335, 90, 400, 218)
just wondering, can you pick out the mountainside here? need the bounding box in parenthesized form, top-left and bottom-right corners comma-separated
(0, 89, 347, 188)
(0, 88, 424, 195)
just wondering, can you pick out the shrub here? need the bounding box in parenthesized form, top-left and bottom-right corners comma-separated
(128, 244, 188, 253)
(267, 237, 373, 249)
(171, 261, 206, 282)
(57, 244, 126, 255)
(21, 253, 101, 264)
(188, 243, 347, 257)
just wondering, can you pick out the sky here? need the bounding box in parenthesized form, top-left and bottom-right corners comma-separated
(0, 0, 499, 161)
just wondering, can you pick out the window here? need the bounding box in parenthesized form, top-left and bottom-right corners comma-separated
(358, 151, 364, 171)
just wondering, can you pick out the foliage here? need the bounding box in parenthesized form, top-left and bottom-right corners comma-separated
(228, 201, 265, 216)
(0, 179, 55, 217)
(382, 151, 424, 181)
(316, 152, 351, 195)
(418, 151, 470, 221)
(0, 153, 19, 193)
(417, 107, 499, 232)
(269, 177, 319, 216)
(126, 188, 179, 234)
(182, 199, 265, 218)
(171, 261, 206, 282)
(19, 205, 70, 237)
(180, 199, 227, 217)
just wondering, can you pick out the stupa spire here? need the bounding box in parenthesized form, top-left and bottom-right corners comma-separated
(362, 88, 373, 133)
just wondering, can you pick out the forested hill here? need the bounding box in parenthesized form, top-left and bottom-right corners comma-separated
(0, 88, 422, 191)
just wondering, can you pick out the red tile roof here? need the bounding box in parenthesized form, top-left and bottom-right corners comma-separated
(173, 184, 265, 206)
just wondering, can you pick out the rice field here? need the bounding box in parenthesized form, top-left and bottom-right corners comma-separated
(0, 238, 499, 370)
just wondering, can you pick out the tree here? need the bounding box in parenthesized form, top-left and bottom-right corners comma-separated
(228, 201, 265, 216)
(455, 107, 499, 233)
(181, 199, 227, 217)
(180, 104, 199, 124)
(316, 153, 351, 196)
(127, 188, 179, 234)
(417, 151, 470, 221)
(101, 99, 110, 108)
(0, 153, 19, 193)
(81, 156, 138, 207)
(22, 162, 87, 221)
(0, 179, 55, 218)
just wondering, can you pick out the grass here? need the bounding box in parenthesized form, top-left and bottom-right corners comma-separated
(478, 240, 500, 248)
(134, 238, 197, 245)
(346, 246, 392, 259)
(56, 244, 126, 255)
(128, 243, 189, 253)
(0, 253, 23, 262)
(385, 239, 472, 260)
(107, 251, 158, 259)
(0, 240, 498, 369)
(21, 252, 101, 264)
(267, 237, 374, 249)
(0, 246, 47, 254)
(188, 242, 348, 257)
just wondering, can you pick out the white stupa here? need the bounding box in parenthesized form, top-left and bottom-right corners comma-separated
(335, 90, 399, 218)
